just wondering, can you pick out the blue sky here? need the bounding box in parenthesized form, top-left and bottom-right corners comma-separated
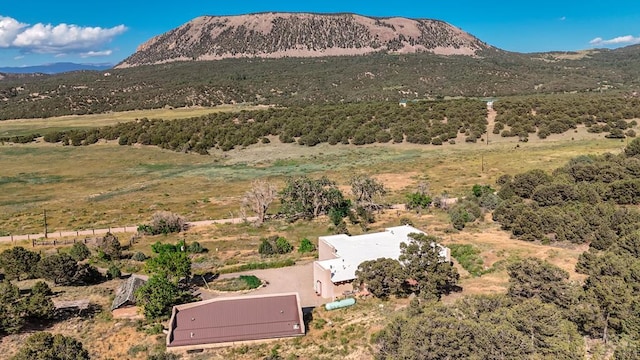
(1, 1, 639, 67)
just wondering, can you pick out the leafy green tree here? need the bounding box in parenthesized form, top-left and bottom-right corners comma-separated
(0, 281, 25, 334)
(624, 137, 640, 157)
(507, 258, 576, 309)
(146, 251, 191, 282)
(355, 258, 407, 299)
(0, 246, 41, 280)
(399, 233, 459, 300)
(11, 332, 89, 360)
(448, 200, 482, 230)
(135, 274, 181, 320)
(511, 169, 552, 198)
(69, 242, 91, 261)
(37, 254, 79, 285)
(406, 193, 432, 211)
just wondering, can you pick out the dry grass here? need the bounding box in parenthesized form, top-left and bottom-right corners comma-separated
(0, 104, 271, 137)
(0, 132, 625, 236)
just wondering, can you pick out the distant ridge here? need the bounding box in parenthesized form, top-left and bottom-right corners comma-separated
(0, 62, 112, 74)
(117, 12, 492, 68)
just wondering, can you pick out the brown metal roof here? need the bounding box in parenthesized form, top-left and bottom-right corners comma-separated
(167, 293, 304, 348)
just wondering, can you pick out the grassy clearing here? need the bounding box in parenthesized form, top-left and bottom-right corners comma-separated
(0, 104, 270, 137)
(0, 132, 626, 235)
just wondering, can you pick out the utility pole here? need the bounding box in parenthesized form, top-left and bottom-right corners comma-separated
(43, 209, 48, 239)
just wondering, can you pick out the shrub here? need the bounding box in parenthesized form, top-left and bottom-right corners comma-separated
(259, 236, 293, 256)
(69, 242, 91, 261)
(107, 264, 122, 280)
(259, 239, 275, 256)
(187, 241, 206, 253)
(132, 252, 147, 261)
(99, 233, 122, 260)
(298, 238, 316, 254)
(240, 275, 262, 289)
(275, 237, 293, 254)
(140, 211, 188, 235)
(31, 281, 53, 297)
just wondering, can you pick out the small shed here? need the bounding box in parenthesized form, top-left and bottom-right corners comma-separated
(111, 275, 146, 311)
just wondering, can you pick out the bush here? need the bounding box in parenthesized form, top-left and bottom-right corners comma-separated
(132, 252, 147, 261)
(140, 211, 188, 235)
(259, 236, 293, 256)
(99, 233, 122, 260)
(69, 242, 91, 261)
(31, 281, 53, 297)
(298, 238, 316, 253)
(11, 332, 90, 360)
(187, 241, 206, 253)
(240, 275, 262, 289)
(275, 237, 293, 254)
(106, 264, 121, 280)
(259, 239, 275, 256)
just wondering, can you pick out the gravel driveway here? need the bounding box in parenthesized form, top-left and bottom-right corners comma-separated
(200, 262, 327, 308)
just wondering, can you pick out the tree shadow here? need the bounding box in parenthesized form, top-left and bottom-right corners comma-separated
(302, 306, 315, 334)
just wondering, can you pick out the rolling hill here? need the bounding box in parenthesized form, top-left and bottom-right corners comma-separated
(116, 12, 492, 68)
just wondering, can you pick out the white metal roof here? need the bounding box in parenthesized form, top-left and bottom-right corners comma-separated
(316, 225, 442, 283)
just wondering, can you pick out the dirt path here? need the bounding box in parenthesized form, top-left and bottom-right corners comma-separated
(0, 216, 258, 243)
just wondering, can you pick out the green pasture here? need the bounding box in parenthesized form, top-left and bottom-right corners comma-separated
(0, 130, 625, 235)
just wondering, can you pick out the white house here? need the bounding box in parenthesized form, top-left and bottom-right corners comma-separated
(312, 225, 450, 299)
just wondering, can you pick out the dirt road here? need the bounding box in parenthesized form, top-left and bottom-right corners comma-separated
(0, 216, 258, 243)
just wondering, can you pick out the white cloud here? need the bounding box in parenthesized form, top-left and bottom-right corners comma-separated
(0, 16, 27, 47)
(590, 35, 640, 46)
(81, 50, 112, 58)
(0, 15, 126, 54)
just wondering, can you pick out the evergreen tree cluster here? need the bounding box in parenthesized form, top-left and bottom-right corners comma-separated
(494, 141, 640, 244)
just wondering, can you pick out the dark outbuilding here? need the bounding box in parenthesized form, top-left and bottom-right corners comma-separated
(167, 292, 305, 351)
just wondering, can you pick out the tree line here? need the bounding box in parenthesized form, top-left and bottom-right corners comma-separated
(1, 48, 639, 120)
(494, 93, 640, 141)
(22, 99, 487, 152)
(493, 138, 640, 244)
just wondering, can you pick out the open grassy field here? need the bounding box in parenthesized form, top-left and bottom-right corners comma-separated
(0, 122, 628, 236)
(0, 104, 271, 138)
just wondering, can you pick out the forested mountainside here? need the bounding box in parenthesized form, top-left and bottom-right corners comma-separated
(1, 45, 640, 120)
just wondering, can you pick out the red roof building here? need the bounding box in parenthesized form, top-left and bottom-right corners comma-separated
(166, 292, 305, 351)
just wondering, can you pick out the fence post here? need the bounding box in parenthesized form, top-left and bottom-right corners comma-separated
(11, 234, 13, 243)
(92, 229, 95, 235)
(53, 239, 56, 246)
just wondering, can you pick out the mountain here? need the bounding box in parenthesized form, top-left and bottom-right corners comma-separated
(117, 12, 492, 68)
(0, 62, 112, 74)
